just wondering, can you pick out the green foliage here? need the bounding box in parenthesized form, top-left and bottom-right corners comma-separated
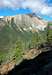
(15, 40, 23, 61)
(47, 23, 52, 43)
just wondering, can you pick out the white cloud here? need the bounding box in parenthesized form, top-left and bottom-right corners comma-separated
(0, 0, 20, 8)
(0, 0, 52, 17)
(41, 6, 52, 16)
(21, 0, 52, 17)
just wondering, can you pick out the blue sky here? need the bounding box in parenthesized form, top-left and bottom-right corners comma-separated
(0, 8, 32, 16)
(0, 0, 52, 21)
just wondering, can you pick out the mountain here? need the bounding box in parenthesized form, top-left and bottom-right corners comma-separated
(0, 14, 48, 52)
(0, 14, 48, 73)
(3, 14, 47, 32)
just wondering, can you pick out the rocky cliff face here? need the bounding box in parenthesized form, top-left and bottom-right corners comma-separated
(2, 14, 47, 32)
